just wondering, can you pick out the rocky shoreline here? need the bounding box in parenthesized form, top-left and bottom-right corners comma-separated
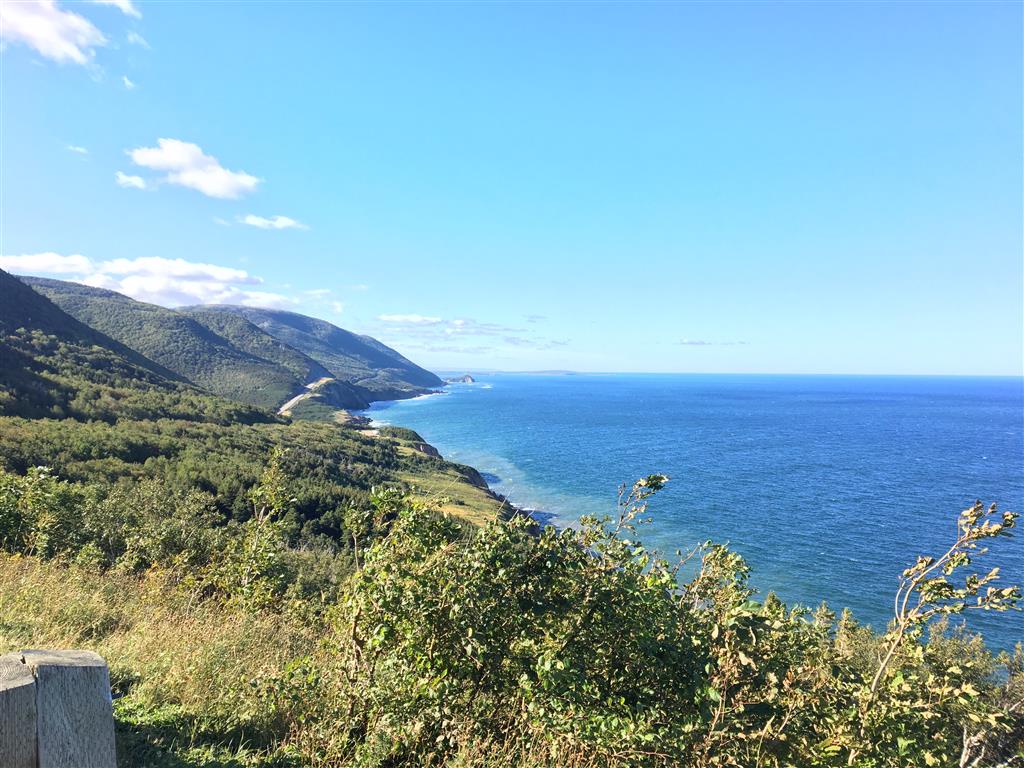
(350, 409, 554, 529)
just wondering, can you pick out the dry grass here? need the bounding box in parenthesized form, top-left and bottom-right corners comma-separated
(394, 441, 508, 527)
(0, 556, 608, 767)
(0, 554, 318, 765)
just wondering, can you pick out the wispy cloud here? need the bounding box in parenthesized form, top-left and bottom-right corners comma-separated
(0, 0, 107, 65)
(379, 314, 443, 325)
(375, 313, 568, 355)
(127, 138, 261, 199)
(90, 0, 141, 19)
(121, 74, 136, 90)
(240, 214, 308, 231)
(679, 339, 748, 346)
(408, 344, 496, 356)
(0, 252, 294, 309)
(331, 301, 344, 314)
(305, 288, 331, 298)
(125, 30, 148, 47)
(67, 144, 89, 155)
(443, 318, 526, 337)
(115, 171, 146, 189)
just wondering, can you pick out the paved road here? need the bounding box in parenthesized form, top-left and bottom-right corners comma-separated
(277, 376, 333, 414)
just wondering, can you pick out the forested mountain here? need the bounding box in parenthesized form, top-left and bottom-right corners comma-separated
(0, 270, 180, 381)
(21, 277, 439, 410)
(22, 277, 324, 410)
(181, 307, 371, 410)
(0, 268, 499, 535)
(0, 269, 263, 425)
(194, 304, 443, 400)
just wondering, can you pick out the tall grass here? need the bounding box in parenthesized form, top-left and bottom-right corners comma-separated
(0, 556, 315, 766)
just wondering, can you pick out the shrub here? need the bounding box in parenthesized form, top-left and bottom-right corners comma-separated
(300, 479, 1023, 767)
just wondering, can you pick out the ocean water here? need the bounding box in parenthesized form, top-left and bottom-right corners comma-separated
(365, 374, 1024, 651)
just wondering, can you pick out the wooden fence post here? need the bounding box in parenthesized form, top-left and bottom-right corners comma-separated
(0, 650, 117, 767)
(22, 650, 117, 768)
(0, 652, 37, 768)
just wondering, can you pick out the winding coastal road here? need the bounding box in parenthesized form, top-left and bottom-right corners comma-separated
(277, 376, 333, 415)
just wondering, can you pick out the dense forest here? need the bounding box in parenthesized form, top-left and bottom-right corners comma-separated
(0, 268, 1021, 767)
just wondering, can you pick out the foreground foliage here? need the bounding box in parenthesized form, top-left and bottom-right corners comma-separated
(0, 464, 1021, 767)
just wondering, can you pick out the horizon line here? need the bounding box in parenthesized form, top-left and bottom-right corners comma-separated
(433, 370, 1024, 379)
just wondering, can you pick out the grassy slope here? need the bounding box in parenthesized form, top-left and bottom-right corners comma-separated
(0, 557, 314, 767)
(392, 443, 506, 526)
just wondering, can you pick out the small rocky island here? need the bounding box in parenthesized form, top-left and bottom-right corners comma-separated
(445, 374, 476, 384)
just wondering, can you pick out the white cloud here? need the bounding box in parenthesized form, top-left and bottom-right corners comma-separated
(67, 144, 88, 154)
(0, 0, 107, 65)
(378, 314, 443, 325)
(89, 0, 141, 19)
(305, 288, 331, 297)
(0, 252, 93, 274)
(331, 301, 344, 314)
(212, 217, 230, 226)
(121, 74, 136, 89)
(87, 257, 291, 308)
(100, 256, 258, 284)
(115, 171, 146, 189)
(240, 214, 308, 231)
(127, 138, 261, 199)
(125, 30, 148, 47)
(1, 252, 291, 308)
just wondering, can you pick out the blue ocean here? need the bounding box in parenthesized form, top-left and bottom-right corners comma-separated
(365, 374, 1024, 651)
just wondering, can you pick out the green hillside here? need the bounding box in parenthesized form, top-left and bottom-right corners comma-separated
(22, 277, 441, 411)
(23, 277, 311, 410)
(1, 269, 501, 535)
(0, 270, 263, 425)
(184, 308, 371, 410)
(195, 305, 443, 399)
(181, 306, 329, 382)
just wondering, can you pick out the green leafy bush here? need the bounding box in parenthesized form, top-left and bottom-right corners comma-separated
(275, 478, 1022, 767)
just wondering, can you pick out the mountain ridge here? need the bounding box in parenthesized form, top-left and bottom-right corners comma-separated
(189, 304, 442, 400)
(19, 277, 439, 412)
(0, 269, 272, 426)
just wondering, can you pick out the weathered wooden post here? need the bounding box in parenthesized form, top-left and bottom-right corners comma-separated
(0, 653, 37, 768)
(0, 650, 116, 768)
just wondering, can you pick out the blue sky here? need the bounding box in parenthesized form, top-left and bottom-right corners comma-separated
(1, 1, 1021, 375)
